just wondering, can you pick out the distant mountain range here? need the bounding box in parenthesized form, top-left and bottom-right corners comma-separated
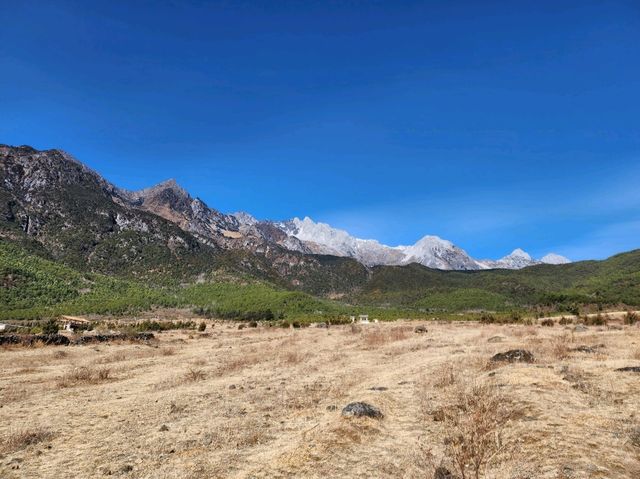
(2, 144, 639, 318)
(242, 215, 570, 270)
(0, 144, 568, 277)
(115, 178, 571, 271)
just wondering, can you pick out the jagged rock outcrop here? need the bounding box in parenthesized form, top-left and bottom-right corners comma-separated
(0, 145, 217, 278)
(0, 145, 369, 293)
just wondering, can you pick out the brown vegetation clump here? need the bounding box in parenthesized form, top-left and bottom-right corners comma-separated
(281, 348, 307, 365)
(584, 313, 608, 326)
(551, 341, 570, 361)
(57, 366, 112, 388)
(363, 326, 409, 348)
(184, 368, 206, 382)
(52, 350, 68, 360)
(558, 316, 573, 325)
(0, 428, 54, 455)
(432, 361, 459, 389)
(625, 311, 639, 325)
(426, 383, 518, 479)
(218, 351, 265, 375)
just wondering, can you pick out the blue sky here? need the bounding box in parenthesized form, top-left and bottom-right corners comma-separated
(1, 1, 639, 261)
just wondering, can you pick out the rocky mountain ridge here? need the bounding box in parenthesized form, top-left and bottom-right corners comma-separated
(0, 145, 369, 294)
(1, 144, 570, 279)
(238, 215, 570, 270)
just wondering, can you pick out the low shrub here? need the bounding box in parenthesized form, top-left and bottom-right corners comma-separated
(184, 368, 206, 382)
(585, 313, 607, 326)
(57, 366, 112, 388)
(422, 383, 518, 479)
(624, 311, 639, 325)
(479, 313, 496, 324)
(41, 318, 59, 335)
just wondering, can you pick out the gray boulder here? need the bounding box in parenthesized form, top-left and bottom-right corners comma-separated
(341, 402, 383, 419)
(491, 349, 535, 363)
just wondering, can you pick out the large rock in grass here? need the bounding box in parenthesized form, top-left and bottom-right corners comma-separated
(0, 335, 21, 346)
(21, 334, 70, 346)
(341, 402, 383, 419)
(491, 349, 534, 363)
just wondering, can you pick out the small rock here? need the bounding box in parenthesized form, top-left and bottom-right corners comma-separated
(432, 409, 446, 422)
(491, 349, 535, 363)
(615, 366, 640, 373)
(341, 402, 383, 419)
(369, 386, 388, 391)
(229, 384, 236, 390)
(434, 466, 455, 479)
(316, 322, 328, 328)
(414, 325, 428, 334)
(159, 425, 169, 432)
(574, 324, 588, 332)
(326, 405, 337, 411)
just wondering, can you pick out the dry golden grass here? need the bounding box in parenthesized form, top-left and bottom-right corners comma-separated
(0, 428, 54, 455)
(56, 365, 113, 388)
(1, 321, 639, 478)
(159, 346, 176, 356)
(362, 325, 411, 348)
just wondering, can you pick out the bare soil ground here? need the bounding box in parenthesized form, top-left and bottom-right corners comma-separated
(1, 320, 640, 478)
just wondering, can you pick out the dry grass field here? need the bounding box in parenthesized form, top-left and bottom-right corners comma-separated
(1, 319, 640, 478)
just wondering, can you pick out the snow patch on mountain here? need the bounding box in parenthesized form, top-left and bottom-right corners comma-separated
(229, 214, 572, 271)
(276, 217, 481, 270)
(398, 235, 480, 270)
(541, 253, 571, 265)
(277, 217, 404, 266)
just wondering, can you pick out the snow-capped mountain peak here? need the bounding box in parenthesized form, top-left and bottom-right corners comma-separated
(478, 248, 538, 269)
(507, 248, 532, 260)
(228, 214, 572, 271)
(399, 235, 479, 270)
(233, 211, 258, 227)
(280, 217, 404, 265)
